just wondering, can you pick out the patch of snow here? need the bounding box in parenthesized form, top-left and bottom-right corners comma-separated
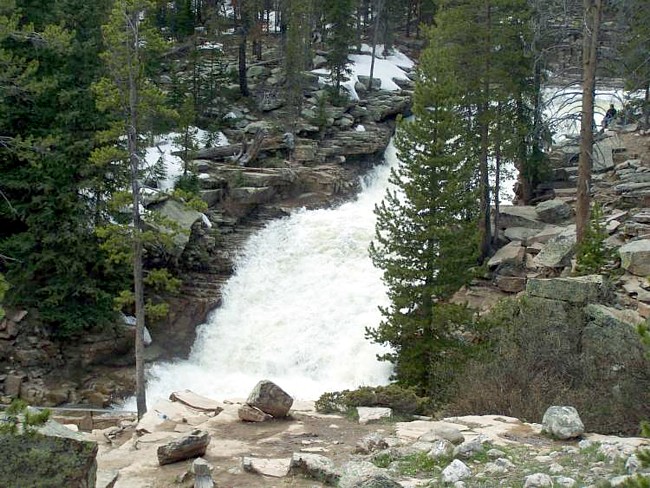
(143, 128, 228, 191)
(198, 41, 223, 51)
(355, 125, 366, 132)
(312, 46, 414, 101)
(201, 213, 212, 228)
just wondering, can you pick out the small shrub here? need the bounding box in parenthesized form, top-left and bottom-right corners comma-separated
(575, 202, 613, 275)
(315, 384, 431, 416)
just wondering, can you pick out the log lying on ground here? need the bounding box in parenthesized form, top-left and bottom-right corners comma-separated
(195, 136, 287, 161)
(157, 429, 210, 466)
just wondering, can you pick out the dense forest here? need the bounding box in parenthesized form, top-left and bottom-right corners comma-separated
(1, 0, 649, 424)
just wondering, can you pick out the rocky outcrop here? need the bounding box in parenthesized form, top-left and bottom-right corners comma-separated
(0, 418, 98, 488)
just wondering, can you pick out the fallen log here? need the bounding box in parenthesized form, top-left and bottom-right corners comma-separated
(194, 136, 288, 161)
(157, 429, 210, 466)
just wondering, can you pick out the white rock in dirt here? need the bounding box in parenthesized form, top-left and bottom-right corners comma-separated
(427, 439, 455, 459)
(242, 457, 291, 477)
(442, 459, 471, 483)
(418, 423, 465, 445)
(542, 406, 584, 440)
(289, 452, 341, 485)
(357, 407, 392, 425)
(524, 472, 554, 487)
(554, 476, 577, 487)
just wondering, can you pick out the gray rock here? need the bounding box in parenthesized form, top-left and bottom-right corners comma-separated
(289, 453, 340, 485)
(238, 404, 272, 422)
(193, 457, 215, 488)
(535, 199, 573, 224)
(442, 459, 471, 483)
(338, 461, 400, 488)
(592, 139, 615, 172)
(157, 429, 210, 466)
(355, 433, 389, 454)
(357, 407, 392, 425)
(246, 380, 293, 418)
(533, 229, 576, 268)
(583, 304, 646, 368)
(242, 457, 291, 477)
(504, 226, 543, 244)
(498, 206, 544, 229)
(454, 436, 491, 459)
(358, 75, 382, 90)
(0, 421, 98, 488)
(312, 55, 327, 69)
(524, 473, 554, 487)
(147, 198, 204, 257)
(554, 476, 577, 487)
(542, 406, 584, 440)
(427, 439, 455, 459)
(418, 424, 465, 445)
(619, 239, 650, 276)
(528, 225, 564, 244)
(487, 242, 525, 268)
(526, 275, 608, 304)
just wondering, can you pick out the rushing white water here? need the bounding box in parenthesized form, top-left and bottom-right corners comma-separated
(140, 144, 399, 405)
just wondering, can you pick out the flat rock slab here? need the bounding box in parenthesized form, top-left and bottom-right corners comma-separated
(526, 275, 607, 304)
(487, 242, 525, 269)
(242, 457, 291, 477)
(528, 225, 565, 245)
(169, 390, 224, 414)
(504, 227, 541, 244)
(535, 199, 573, 224)
(619, 239, 650, 276)
(357, 406, 392, 424)
(497, 206, 544, 230)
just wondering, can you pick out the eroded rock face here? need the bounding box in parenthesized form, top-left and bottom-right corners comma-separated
(542, 406, 585, 440)
(246, 380, 294, 418)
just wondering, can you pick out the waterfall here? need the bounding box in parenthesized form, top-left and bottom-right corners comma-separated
(140, 143, 399, 405)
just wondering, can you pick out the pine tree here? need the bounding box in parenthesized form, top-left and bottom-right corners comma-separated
(322, 0, 354, 94)
(92, 0, 173, 419)
(0, 0, 124, 336)
(284, 0, 312, 125)
(368, 39, 479, 398)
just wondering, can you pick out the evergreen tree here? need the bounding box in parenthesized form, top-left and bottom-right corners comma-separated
(368, 38, 479, 398)
(284, 0, 312, 125)
(92, 0, 173, 419)
(322, 0, 354, 94)
(424, 0, 534, 259)
(0, 0, 123, 336)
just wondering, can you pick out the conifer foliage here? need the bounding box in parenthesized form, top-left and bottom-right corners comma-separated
(368, 41, 480, 398)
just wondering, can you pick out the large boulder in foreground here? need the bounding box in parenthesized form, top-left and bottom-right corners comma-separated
(246, 380, 294, 418)
(542, 406, 584, 439)
(0, 419, 98, 488)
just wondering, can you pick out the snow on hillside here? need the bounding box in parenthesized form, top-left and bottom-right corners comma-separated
(143, 129, 228, 191)
(313, 44, 415, 100)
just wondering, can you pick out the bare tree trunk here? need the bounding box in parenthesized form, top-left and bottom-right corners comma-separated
(125, 8, 147, 421)
(368, 0, 383, 92)
(238, 0, 250, 97)
(576, 0, 603, 244)
(493, 102, 502, 245)
(478, 0, 492, 262)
